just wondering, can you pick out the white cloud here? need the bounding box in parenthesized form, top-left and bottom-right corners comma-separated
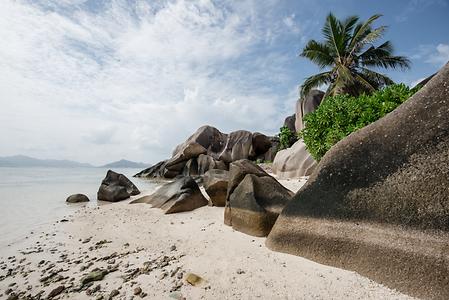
(0, 0, 299, 165)
(283, 14, 301, 34)
(409, 77, 426, 88)
(411, 43, 449, 67)
(426, 44, 449, 66)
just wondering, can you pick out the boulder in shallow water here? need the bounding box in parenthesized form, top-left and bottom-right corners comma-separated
(267, 62, 449, 300)
(203, 169, 229, 206)
(66, 193, 89, 203)
(97, 170, 140, 202)
(131, 176, 208, 214)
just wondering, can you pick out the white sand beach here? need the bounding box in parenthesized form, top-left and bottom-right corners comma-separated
(0, 178, 416, 300)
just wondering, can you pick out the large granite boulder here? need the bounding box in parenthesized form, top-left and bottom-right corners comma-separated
(203, 169, 229, 206)
(131, 176, 208, 214)
(182, 154, 227, 177)
(97, 170, 140, 202)
(283, 114, 296, 132)
(196, 154, 227, 174)
(272, 139, 316, 178)
(267, 63, 449, 300)
(135, 126, 276, 179)
(295, 89, 324, 132)
(251, 132, 272, 158)
(224, 159, 293, 236)
(172, 125, 226, 157)
(134, 160, 167, 178)
(217, 130, 254, 163)
(66, 193, 89, 203)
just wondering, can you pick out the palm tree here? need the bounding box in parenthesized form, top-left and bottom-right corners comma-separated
(300, 14, 410, 98)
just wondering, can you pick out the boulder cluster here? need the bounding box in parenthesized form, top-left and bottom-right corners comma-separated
(132, 159, 294, 237)
(134, 126, 279, 179)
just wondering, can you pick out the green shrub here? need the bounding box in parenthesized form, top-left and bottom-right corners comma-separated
(278, 126, 297, 150)
(299, 84, 420, 161)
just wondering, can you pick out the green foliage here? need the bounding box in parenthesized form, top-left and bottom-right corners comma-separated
(278, 126, 298, 150)
(256, 159, 272, 164)
(300, 84, 419, 161)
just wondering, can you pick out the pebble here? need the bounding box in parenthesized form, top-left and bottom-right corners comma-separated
(185, 273, 204, 286)
(133, 287, 142, 295)
(47, 285, 64, 298)
(109, 289, 119, 299)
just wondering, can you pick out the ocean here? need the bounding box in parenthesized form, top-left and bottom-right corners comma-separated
(0, 167, 158, 249)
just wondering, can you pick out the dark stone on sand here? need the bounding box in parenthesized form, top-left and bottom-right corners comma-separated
(48, 285, 64, 298)
(80, 269, 108, 286)
(97, 170, 140, 202)
(203, 169, 229, 207)
(224, 159, 293, 236)
(130, 176, 208, 214)
(66, 194, 90, 203)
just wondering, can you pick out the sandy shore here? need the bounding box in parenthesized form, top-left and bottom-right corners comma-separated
(0, 178, 416, 300)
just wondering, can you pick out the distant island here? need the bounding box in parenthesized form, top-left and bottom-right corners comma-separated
(100, 159, 148, 169)
(0, 155, 148, 168)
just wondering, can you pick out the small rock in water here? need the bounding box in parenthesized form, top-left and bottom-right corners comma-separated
(170, 245, 177, 251)
(185, 273, 204, 286)
(236, 268, 245, 274)
(133, 287, 142, 295)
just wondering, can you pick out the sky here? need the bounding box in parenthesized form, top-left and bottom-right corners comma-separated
(0, 0, 448, 165)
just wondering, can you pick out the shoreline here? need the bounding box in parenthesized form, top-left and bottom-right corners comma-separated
(0, 179, 416, 300)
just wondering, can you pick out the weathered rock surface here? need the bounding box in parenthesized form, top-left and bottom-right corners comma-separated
(272, 139, 316, 178)
(131, 176, 208, 214)
(66, 194, 90, 203)
(295, 89, 324, 132)
(283, 114, 296, 132)
(203, 169, 229, 206)
(224, 159, 293, 236)
(267, 62, 449, 300)
(135, 126, 277, 179)
(97, 170, 140, 202)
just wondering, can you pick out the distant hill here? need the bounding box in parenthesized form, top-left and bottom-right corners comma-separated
(100, 159, 148, 169)
(0, 155, 94, 168)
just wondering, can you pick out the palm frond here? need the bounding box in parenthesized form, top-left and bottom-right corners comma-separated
(359, 26, 387, 47)
(300, 40, 334, 68)
(359, 68, 395, 87)
(322, 13, 344, 59)
(354, 73, 376, 93)
(300, 71, 333, 98)
(348, 14, 382, 55)
(360, 42, 411, 70)
(341, 15, 359, 50)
